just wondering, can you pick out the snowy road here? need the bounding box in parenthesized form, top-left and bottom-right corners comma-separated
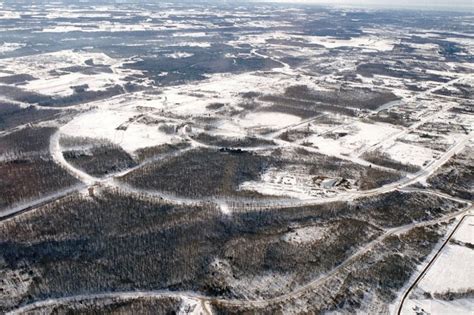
(0, 184, 86, 221)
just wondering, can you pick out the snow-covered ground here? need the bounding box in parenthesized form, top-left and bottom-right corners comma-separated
(418, 216, 474, 294)
(402, 216, 474, 315)
(0, 50, 116, 72)
(164, 52, 194, 59)
(0, 50, 152, 96)
(402, 298, 474, 315)
(306, 35, 398, 51)
(282, 225, 327, 244)
(60, 109, 180, 154)
(23, 72, 123, 97)
(305, 121, 401, 156)
(228, 31, 398, 52)
(381, 141, 437, 167)
(36, 21, 212, 33)
(238, 112, 301, 130)
(239, 166, 345, 200)
(419, 245, 473, 293)
(0, 42, 24, 53)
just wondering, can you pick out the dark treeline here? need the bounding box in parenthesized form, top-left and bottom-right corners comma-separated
(0, 127, 78, 210)
(428, 147, 473, 200)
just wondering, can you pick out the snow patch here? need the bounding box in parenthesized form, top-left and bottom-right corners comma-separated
(382, 141, 436, 167)
(60, 109, 179, 154)
(306, 121, 400, 156)
(282, 226, 326, 244)
(164, 52, 194, 59)
(238, 112, 301, 130)
(306, 35, 398, 51)
(0, 42, 25, 53)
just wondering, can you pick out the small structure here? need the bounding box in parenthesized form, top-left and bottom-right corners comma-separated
(88, 187, 95, 197)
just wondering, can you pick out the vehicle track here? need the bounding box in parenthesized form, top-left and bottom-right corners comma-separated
(0, 184, 86, 221)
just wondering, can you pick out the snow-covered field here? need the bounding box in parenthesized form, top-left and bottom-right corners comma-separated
(403, 298, 474, 315)
(60, 109, 180, 154)
(402, 216, 474, 315)
(0, 50, 116, 72)
(237, 112, 301, 130)
(0, 42, 24, 53)
(36, 21, 212, 33)
(306, 35, 398, 51)
(419, 245, 474, 293)
(0, 50, 152, 97)
(382, 141, 437, 167)
(305, 121, 401, 156)
(419, 216, 474, 294)
(23, 72, 123, 97)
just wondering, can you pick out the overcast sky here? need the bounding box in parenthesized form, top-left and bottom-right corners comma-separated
(257, 0, 474, 10)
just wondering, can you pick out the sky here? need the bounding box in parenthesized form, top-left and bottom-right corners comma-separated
(257, 0, 474, 10)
